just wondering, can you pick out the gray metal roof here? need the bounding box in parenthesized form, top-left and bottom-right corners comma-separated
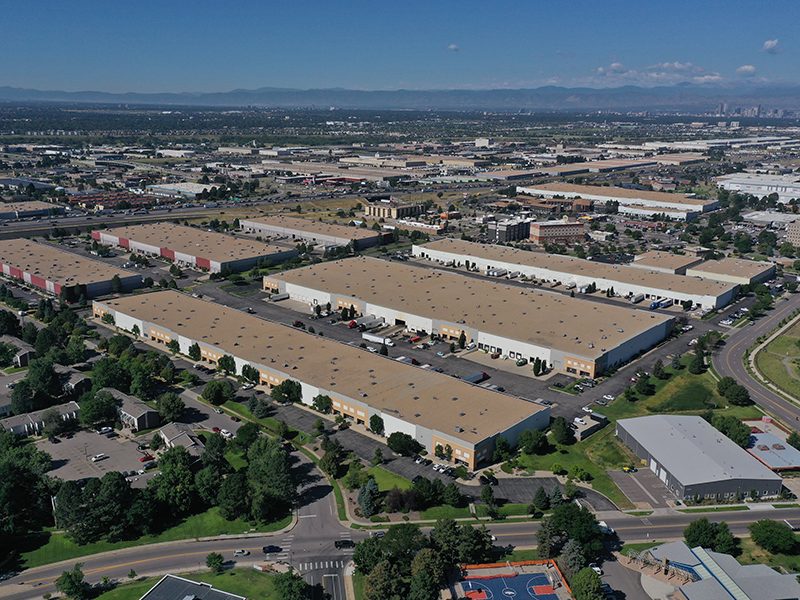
(140, 574, 245, 600)
(748, 432, 800, 470)
(617, 415, 782, 486)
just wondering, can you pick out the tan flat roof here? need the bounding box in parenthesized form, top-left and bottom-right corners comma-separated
(523, 182, 715, 207)
(417, 238, 736, 297)
(0, 239, 138, 285)
(632, 251, 703, 271)
(100, 223, 287, 263)
(267, 256, 673, 360)
(0, 201, 62, 212)
(242, 215, 380, 241)
(97, 291, 544, 444)
(687, 258, 775, 279)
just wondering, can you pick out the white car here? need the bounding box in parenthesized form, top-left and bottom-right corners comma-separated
(582, 406, 593, 413)
(367, 346, 377, 353)
(602, 394, 615, 401)
(221, 429, 233, 439)
(589, 563, 603, 576)
(90, 453, 107, 462)
(233, 549, 250, 557)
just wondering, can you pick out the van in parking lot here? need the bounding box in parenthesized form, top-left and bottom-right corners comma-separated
(90, 453, 107, 462)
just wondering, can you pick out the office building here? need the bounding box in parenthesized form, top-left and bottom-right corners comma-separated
(487, 218, 530, 242)
(616, 415, 782, 501)
(92, 223, 297, 274)
(264, 257, 673, 378)
(93, 291, 550, 469)
(0, 239, 142, 301)
(412, 238, 738, 310)
(631, 251, 704, 275)
(786, 219, 800, 246)
(517, 183, 718, 221)
(363, 197, 423, 219)
(648, 541, 800, 600)
(529, 218, 586, 246)
(685, 258, 775, 286)
(239, 215, 385, 250)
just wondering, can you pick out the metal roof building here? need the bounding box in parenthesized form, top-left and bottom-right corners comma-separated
(747, 432, 800, 472)
(140, 574, 245, 600)
(617, 415, 783, 501)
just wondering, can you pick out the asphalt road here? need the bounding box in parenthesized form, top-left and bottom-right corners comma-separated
(714, 292, 800, 428)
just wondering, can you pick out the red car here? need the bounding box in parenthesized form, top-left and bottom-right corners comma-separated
(139, 454, 154, 463)
(212, 427, 221, 433)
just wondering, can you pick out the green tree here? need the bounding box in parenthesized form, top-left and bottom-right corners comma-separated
(247, 437, 296, 521)
(156, 392, 185, 423)
(364, 560, 404, 600)
(717, 376, 737, 396)
(358, 477, 380, 517)
(788, 431, 800, 451)
(79, 390, 118, 427)
(533, 486, 551, 512)
(271, 379, 302, 404)
(188, 343, 201, 361)
(241, 364, 259, 383)
(653, 359, 667, 380)
(10, 380, 35, 415)
(372, 447, 384, 466)
(234, 422, 259, 452)
(205, 552, 224, 574)
(688, 351, 705, 374)
(148, 446, 195, 516)
(369, 414, 385, 435)
(458, 331, 467, 349)
(166, 339, 180, 354)
(202, 380, 235, 405)
(519, 429, 549, 455)
(387, 432, 421, 456)
(110, 274, 122, 293)
(194, 467, 219, 506)
(27, 357, 62, 400)
(561, 538, 587, 575)
(343, 460, 368, 491)
(217, 354, 236, 375)
(551, 416, 575, 445)
(711, 414, 751, 447)
(56, 563, 90, 600)
(750, 519, 796, 554)
(684, 518, 739, 553)
(312, 394, 332, 413)
(493, 436, 512, 462)
(202, 432, 229, 475)
(0, 310, 20, 336)
(218, 471, 249, 520)
(571, 567, 603, 600)
(443, 482, 463, 507)
(272, 571, 311, 600)
(724, 383, 752, 406)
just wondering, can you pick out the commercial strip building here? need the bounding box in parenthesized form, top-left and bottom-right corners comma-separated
(616, 415, 783, 501)
(0, 200, 65, 220)
(263, 257, 673, 379)
(239, 215, 385, 250)
(0, 239, 142, 300)
(517, 183, 718, 221)
(93, 291, 550, 469)
(630, 251, 704, 275)
(145, 182, 214, 199)
(529, 218, 586, 246)
(91, 223, 297, 274)
(685, 257, 776, 286)
(716, 172, 800, 203)
(648, 541, 800, 600)
(412, 238, 738, 310)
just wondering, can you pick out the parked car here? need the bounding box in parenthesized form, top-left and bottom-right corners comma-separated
(139, 454, 155, 463)
(582, 406, 593, 413)
(589, 563, 603, 576)
(602, 394, 615, 401)
(90, 453, 107, 462)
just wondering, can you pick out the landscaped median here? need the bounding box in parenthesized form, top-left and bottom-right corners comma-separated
(753, 312, 800, 401)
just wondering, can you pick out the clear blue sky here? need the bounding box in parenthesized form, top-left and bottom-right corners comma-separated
(1, 0, 795, 92)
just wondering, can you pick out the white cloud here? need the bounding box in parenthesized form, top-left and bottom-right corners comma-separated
(736, 64, 757, 76)
(594, 60, 721, 85)
(762, 39, 779, 54)
(447, 43, 460, 52)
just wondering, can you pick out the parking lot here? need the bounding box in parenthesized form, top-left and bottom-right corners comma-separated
(36, 429, 155, 484)
(608, 469, 672, 509)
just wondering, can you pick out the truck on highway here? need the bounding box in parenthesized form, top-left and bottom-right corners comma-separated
(362, 332, 394, 346)
(462, 371, 489, 384)
(630, 293, 645, 304)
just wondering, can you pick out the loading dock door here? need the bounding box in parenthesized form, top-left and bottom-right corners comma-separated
(649, 459, 658, 474)
(659, 468, 668, 483)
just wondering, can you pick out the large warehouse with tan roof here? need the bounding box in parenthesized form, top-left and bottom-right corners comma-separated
(92, 223, 297, 274)
(264, 257, 674, 378)
(239, 215, 386, 250)
(93, 291, 550, 469)
(685, 257, 776, 286)
(412, 238, 738, 310)
(0, 239, 142, 300)
(516, 183, 719, 221)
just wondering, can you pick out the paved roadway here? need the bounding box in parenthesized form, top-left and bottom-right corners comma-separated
(714, 292, 800, 428)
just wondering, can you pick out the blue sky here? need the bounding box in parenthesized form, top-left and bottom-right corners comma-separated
(0, 0, 796, 92)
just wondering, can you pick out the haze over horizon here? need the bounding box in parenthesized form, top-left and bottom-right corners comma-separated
(1, 0, 796, 94)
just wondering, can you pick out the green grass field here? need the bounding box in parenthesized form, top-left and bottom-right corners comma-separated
(97, 569, 280, 599)
(755, 320, 800, 400)
(419, 505, 474, 520)
(17, 508, 291, 569)
(739, 537, 800, 573)
(519, 357, 763, 510)
(367, 466, 412, 491)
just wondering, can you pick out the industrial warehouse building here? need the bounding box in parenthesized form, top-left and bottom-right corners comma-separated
(412, 239, 738, 310)
(630, 251, 704, 275)
(616, 415, 783, 501)
(92, 223, 297, 274)
(685, 257, 776, 286)
(263, 257, 674, 378)
(93, 291, 550, 469)
(0, 200, 65, 220)
(0, 239, 142, 300)
(517, 183, 719, 221)
(239, 215, 385, 250)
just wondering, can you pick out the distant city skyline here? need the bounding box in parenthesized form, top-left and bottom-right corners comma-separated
(0, 0, 796, 93)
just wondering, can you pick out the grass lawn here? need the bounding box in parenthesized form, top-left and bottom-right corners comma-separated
(678, 505, 750, 513)
(502, 548, 539, 561)
(419, 505, 474, 520)
(222, 400, 311, 445)
(476, 503, 533, 518)
(739, 537, 800, 573)
(367, 466, 412, 491)
(97, 569, 280, 599)
(353, 572, 366, 600)
(620, 541, 659, 557)
(18, 508, 291, 569)
(754, 319, 800, 400)
(519, 357, 763, 511)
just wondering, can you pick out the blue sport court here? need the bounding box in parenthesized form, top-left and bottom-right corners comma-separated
(462, 573, 559, 600)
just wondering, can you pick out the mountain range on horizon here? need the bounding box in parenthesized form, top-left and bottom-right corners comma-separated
(0, 83, 799, 112)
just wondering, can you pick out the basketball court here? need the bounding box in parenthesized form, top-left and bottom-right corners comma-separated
(458, 561, 573, 600)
